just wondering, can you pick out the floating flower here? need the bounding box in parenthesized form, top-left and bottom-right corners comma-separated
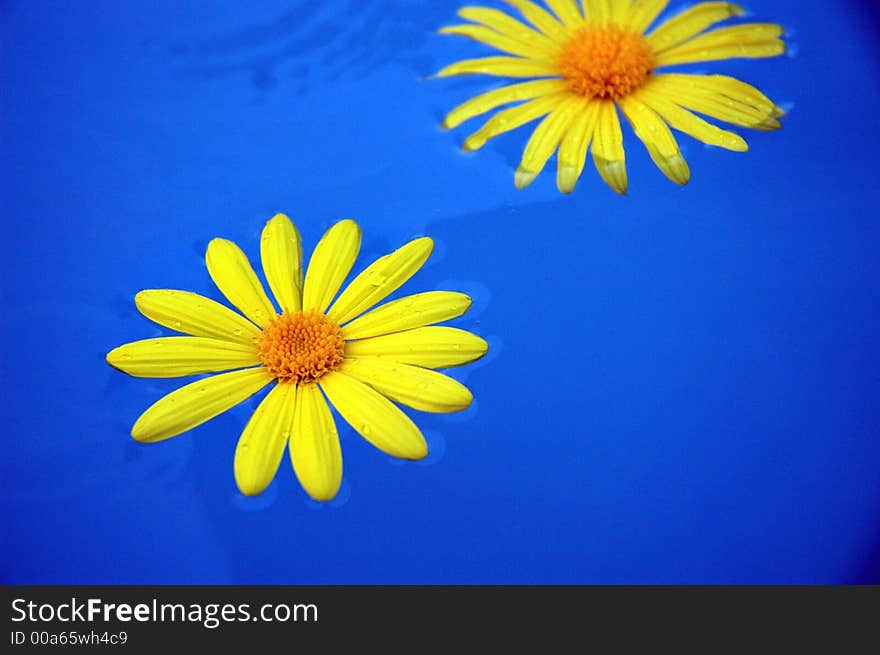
(436, 0, 786, 194)
(107, 214, 488, 500)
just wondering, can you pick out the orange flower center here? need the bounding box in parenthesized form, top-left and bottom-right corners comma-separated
(258, 311, 345, 384)
(557, 25, 654, 100)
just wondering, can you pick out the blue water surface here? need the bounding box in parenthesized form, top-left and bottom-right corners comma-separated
(1, 0, 879, 583)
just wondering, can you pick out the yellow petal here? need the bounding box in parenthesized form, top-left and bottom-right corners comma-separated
(618, 96, 690, 185)
(435, 56, 559, 79)
(341, 358, 473, 414)
(463, 92, 569, 151)
(443, 79, 568, 130)
(260, 213, 303, 314)
(556, 99, 599, 194)
(502, 0, 568, 42)
(234, 381, 296, 496)
(135, 289, 262, 346)
(625, 0, 671, 32)
(591, 100, 628, 195)
(319, 371, 427, 460)
(344, 327, 489, 369)
(131, 367, 273, 443)
(666, 73, 783, 118)
(457, 6, 559, 52)
(654, 23, 785, 66)
(290, 382, 342, 502)
(438, 24, 554, 60)
(302, 219, 362, 313)
(342, 291, 472, 340)
(327, 237, 434, 325)
(544, 0, 584, 27)
(516, 95, 583, 189)
(647, 74, 781, 130)
(635, 86, 748, 151)
(647, 2, 743, 53)
(609, 0, 634, 24)
(205, 238, 276, 328)
(582, 0, 611, 25)
(107, 337, 260, 378)
(657, 39, 786, 67)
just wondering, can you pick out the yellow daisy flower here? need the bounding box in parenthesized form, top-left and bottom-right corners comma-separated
(106, 214, 488, 501)
(436, 0, 787, 194)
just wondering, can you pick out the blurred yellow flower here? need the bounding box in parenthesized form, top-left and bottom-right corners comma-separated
(437, 0, 786, 194)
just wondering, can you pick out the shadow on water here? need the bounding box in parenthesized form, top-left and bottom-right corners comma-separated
(848, 524, 880, 583)
(857, 0, 880, 22)
(853, 1, 880, 79)
(170, 0, 452, 91)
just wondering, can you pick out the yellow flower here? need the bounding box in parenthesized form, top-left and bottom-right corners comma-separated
(436, 0, 786, 194)
(106, 214, 488, 501)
